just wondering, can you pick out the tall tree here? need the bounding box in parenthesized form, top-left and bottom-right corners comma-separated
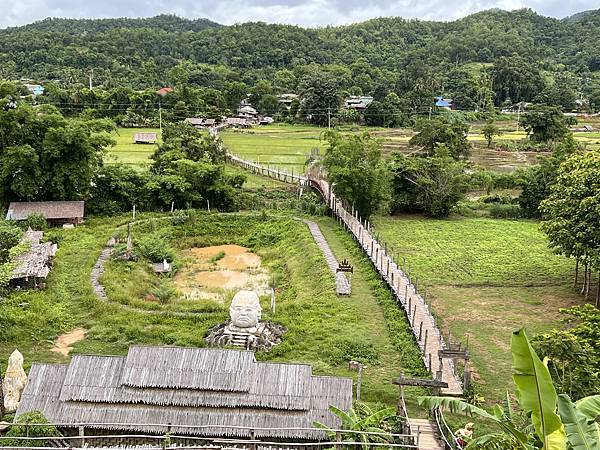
(410, 118, 471, 159)
(322, 131, 389, 218)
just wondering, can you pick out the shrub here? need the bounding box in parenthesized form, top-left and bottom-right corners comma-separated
(24, 213, 47, 231)
(327, 338, 379, 365)
(0, 411, 61, 447)
(136, 233, 175, 263)
(489, 203, 522, 219)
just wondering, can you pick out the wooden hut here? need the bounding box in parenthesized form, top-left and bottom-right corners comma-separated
(10, 230, 57, 289)
(133, 132, 157, 144)
(17, 346, 352, 445)
(6, 201, 84, 226)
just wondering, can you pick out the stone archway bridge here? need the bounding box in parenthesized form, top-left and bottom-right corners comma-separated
(227, 152, 464, 397)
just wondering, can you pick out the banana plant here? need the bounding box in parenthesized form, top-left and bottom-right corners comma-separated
(557, 394, 600, 450)
(418, 328, 600, 450)
(313, 402, 397, 449)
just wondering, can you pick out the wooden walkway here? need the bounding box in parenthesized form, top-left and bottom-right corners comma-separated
(302, 219, 350, 295)
(226, 152, 463, 395)
(410, 419, 444, 450)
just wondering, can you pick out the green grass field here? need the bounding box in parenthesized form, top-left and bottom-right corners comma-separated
(105, 127, 161, 166)
(372, 215, 584, 401)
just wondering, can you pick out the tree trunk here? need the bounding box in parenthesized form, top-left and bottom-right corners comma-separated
(574, 257, 579, 288)
(0, 368, 4, 418)
(596, 272, 600, 309)
(585, 266, 592, 300)
(581, 263, 588, 296)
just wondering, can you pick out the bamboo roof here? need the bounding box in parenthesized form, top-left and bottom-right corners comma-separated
(11, 242, 57, 280)
(17, 346, 353, 440)
(6, 201, 84, 221)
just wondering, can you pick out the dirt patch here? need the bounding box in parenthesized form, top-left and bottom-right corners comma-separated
(174, 245, 270, 302)
(51, 328, 86, 357)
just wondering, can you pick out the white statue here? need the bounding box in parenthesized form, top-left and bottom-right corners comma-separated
(3, 349, 27, 413)
(206, 290, 285, 351)
(226, 290, 262, 333)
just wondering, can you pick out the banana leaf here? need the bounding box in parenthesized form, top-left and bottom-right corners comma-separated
(575, 395, 600, 421)
(557, 394, 598, 450)
(511, 328, 566, 450)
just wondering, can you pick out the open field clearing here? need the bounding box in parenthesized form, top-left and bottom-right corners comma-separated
(105, 127, 161, 166)
(372, 214, 584, 401)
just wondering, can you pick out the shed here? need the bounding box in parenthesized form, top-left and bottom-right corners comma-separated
(6, 201, 84, 225)
(133, 132, 157, 144)
(185, 118, 205, 128)
(10, 230, 57, 289)
(17, 346, 352, 445)
(435, 96, 453, 109)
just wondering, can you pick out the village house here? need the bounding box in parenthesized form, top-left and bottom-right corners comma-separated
(435, 96, 454, 110)
(344, 95, 374, 110)
(278, 93, 299, 108)
(133, 132, 157, 144)
(17, 346, 353, 446)
(6, 201, 85, 226)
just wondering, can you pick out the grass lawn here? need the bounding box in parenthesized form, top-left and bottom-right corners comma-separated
(0, 210, 425, 409)
(372, 215, 584, 403)
(105, 127, 161, 167)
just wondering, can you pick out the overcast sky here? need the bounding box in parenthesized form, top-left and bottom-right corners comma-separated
(1, 0, 598, 29)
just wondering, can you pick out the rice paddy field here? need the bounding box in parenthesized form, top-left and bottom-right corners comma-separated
(371, 214, 584, 402)
(107, 121, 600, 174)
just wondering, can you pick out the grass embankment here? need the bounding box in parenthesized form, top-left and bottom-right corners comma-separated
(372, 215, 583, 402)
(0, 211, 424, 407)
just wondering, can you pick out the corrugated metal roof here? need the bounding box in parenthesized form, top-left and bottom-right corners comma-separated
(6, 201, 84, 221)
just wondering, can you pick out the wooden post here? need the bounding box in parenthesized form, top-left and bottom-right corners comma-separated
(78, 426, 85, 447)
(419, 321, 424, 341)
(335, 431, 342, 450)
(412, 304, 417, 326)
(424, 330, 428, 353)
(249, 429, 257, 450)
(408, 296, 412, 314)
(404, 285, 408, 303)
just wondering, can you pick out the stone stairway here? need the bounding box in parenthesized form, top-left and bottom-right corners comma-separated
(302, 219, 351, 295)
(409, 418, 444, 450)
(229, 333, 250, 349)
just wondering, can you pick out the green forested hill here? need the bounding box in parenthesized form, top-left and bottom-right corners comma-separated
(1, 8, 599, 84)
(2, 8, 600, 116)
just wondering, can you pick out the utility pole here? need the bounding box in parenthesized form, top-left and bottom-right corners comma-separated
(516, 103, 521, 131)
(327, 106, 331, 130)
(428, 106, 432, 120)
(159, 101, 163, 133)
(88, 68, 93, 90)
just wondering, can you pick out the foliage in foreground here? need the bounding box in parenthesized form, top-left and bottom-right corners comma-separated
(0, 410, 62, 447)
(314, 402, 398, 449)
(418, 329, 600, 450)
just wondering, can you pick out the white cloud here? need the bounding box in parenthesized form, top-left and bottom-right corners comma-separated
(0, 0, 597, 29)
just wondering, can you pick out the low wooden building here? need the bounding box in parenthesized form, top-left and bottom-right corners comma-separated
(10, 229, 57, 289)
(6, 201, 84, 226)
(17, 346, 352, 446)
(133, 132, 157, 144)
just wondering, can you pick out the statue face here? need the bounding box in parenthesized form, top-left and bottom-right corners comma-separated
(229, 291, 261, 329)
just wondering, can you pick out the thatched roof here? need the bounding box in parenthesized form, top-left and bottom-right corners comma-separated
(6, 201, 84, 221)
(11, 242, 57, 280)
(17, 346, 352, 440)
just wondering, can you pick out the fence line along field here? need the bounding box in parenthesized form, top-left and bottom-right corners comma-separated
(372, 215, 583, 401)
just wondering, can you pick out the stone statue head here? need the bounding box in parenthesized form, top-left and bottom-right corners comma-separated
(229, 290, 262, 329)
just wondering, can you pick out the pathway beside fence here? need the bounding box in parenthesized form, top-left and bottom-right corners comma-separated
(302, 219, 350, 295)
(226, 151, 464, 396)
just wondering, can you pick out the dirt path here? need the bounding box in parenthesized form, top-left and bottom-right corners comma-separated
(51, 328, 87, 357)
